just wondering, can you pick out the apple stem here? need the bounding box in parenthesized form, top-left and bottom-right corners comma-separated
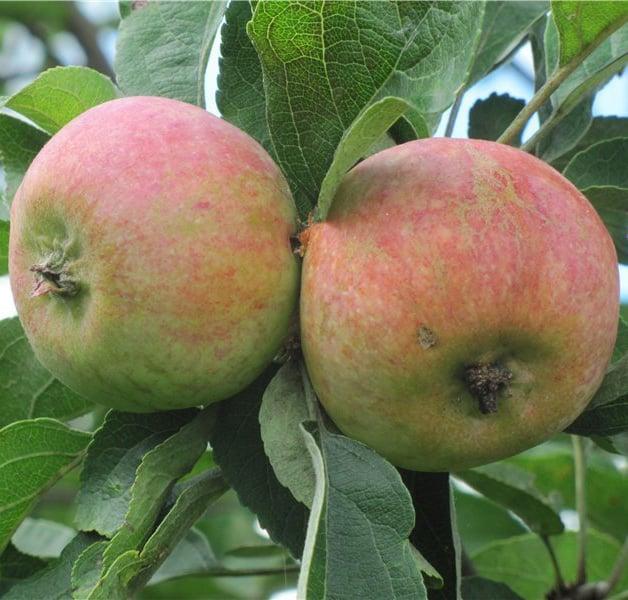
(30, 262, 80, 298)
(464, 362, 513, 415)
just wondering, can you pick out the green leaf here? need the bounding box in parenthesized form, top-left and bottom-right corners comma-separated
(468, 93, 526, 144)
(316, 97, 427, 220)
(12, 518, 75, 559)
(148, 528, 216, 586)
(614, 316, 628, 362)
(593, 431, 628, 457)
(71, 540, 108, 600)
(247, 1, 484, 216)
(0, 318, 91, 429)
(509, 443, 628, 541)
(4, 67, 118, 135)
(0, 419, 90, 553)
(259, 360, 315, 507)
(563, 137, 628, 190)
(0, 544, 47, 595)
(567, 395, 628, 437)
(0, 115, 49, 218)
(0, 221, 8, 275)
(472, 530, 628, 600)
(101, 407, 214, 573)
(454, 463, 564, 536)
(88, 549, 142, 600)
(210, 366, 309, 559)
(74, 409, 198, 537)
(225, 544, 287, 559)
(551, 0, 628, 67)
(461, 576, 523, 600)
(400, 471, 458, 598)
(217, 0, 270, 150)
(4, 532, 99, 600)
(551, 116, 628, 171)
(467, 1, 548, 86)
(115, 1, 226, 107)
(298, 423, 426, 600)
(454, 491, 527, 556)
(580, 353, 628, 413)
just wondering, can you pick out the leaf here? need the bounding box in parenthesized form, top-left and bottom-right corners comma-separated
(567, 395, 628, 437)
(454, 463, 564, 536)
(0, 318, 91, 429)
(563, 137, 628, 190)
(71, 540, 108, 600)
(593, 432, 628, 457)
(461, 576, 523, 600)
(0, 418, 90, 553)
(614, 317, 628, 362)
(217, 0, 270, 150)
(259, 360, 315, 507)
(209, 366, 309, 559)
(551, 116, 628, 171)
(580, 353, 628, 412)
(454, 491, 527, 555)
(225, 544, 287, 559)
(467, 1, 548, 86)
(509, 443, 628, 541)
(316, 97, 427, 220)
(400, 471, 458, 598)
(297, 423, 426, 600)
(468, 93, 526, 144)
(88, 549, 143, 600)
(3, 532, 99, 600)
(472, 530, 628, 600)
(149, 528, 216, 586)
(0, 115, 49, 218)
(0, 221, 8, 275)
(551, 0, 628, 67)
(101, 407, 214, 573)
(0, 544, 47, 594)
(247, 1, 484, 216)
(12, 518, 75, 559)
(74, 409, 198, 537)
(4, 67, 118, 135)
(115, 1, 226, 107)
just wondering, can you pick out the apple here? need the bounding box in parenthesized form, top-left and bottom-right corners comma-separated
(10, 96, 299, 412)
(300, 138, 619, 472)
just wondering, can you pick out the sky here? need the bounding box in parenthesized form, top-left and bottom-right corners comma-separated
(1, 3, 627, 322)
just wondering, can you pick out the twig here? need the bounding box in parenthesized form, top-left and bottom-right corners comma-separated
(444, 88, 464, 137)
(158, 564, 301, 582)
(496, 15, 628, 147)
(541, 535, 566, 591)
(601, 536, 628, 598)
(573, 435, 588, 585)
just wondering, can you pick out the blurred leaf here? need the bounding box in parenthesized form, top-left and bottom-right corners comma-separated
(400, 471, 457, 598)
(4, 67, 118, 135)
(225, 544, 287, 559)
(0, 221, 8, 274)
(551, 0, 628, 67)
(468, 93, 526, 143)
(593, 432, 628, 456)
(552, 116, 628, 171)
(563, 138, 628, 190)
(259, 360, 315, 507)
(75, 409, 198, 537)
(0, 1, 70, 30)
(12, 518, 75, 559)
(217, 0, 270, 150)
(316, 98, 428, 220)
(454, 491, 527, 555)
(509, 443, 628, 541)
(0, 418, 90, 553)
(0, 318, 91, 429)
(115, 1, 226, 107)
(461, 576, 523, 600)
(3, 532, 99, 600)
(472, 530, 628, 600)
(454, 463, 564, 536)
(467, 1, 548, 86)
(246, 1, 484, 215)
(101, 407, 214, 573)
(148, 528, 216, 586)
(0, 543, 47, 595)
(210, 366, 309, 559)
(0, 115, 49, 218)
(298, 422, 426, 600)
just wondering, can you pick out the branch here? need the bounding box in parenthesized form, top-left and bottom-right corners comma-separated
(444, 88, 465, 137)
(496, 15, 628, 147)
(67, 1, 115, 79)
(573, 436, 588, 585)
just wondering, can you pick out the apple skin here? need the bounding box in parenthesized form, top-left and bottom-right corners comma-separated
(9, 96, 299, 412)
(301, 138, 619, 472)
